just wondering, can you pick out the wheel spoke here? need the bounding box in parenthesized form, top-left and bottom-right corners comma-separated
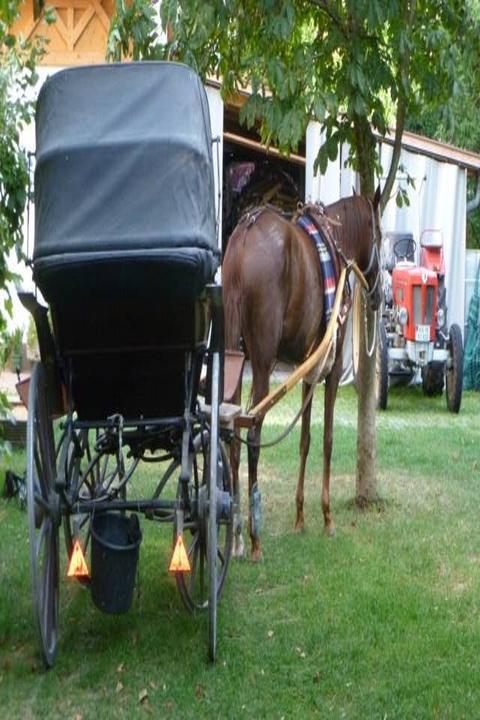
(199, 542, 206, 599)
(34, 446, 48, 500)
(188, 535, 201, 596)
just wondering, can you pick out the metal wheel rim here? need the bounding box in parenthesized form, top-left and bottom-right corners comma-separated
(27, 363, 60, 668)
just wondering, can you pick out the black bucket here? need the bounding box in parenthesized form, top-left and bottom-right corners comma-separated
(90, 512, 142, 614)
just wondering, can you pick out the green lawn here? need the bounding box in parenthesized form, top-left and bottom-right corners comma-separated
(1, 384, 480, 719)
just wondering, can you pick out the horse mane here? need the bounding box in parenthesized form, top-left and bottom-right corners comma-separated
(326, 195, 371, 261)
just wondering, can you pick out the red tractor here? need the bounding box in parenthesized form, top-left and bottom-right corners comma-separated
(377, 229, 463, 412)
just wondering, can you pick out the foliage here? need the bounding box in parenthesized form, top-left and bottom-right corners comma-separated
(407, 0, 480, 152)
(108, 0, 471, 206)
(0, 0, 50, 452)
(107, 0, 158, 61)
(405, 0, 480, 248)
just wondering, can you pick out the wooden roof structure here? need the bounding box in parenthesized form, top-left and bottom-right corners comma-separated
(13, 0, 114, 66)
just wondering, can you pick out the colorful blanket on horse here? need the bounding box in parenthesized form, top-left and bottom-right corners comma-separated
(296, 213, 337, 323)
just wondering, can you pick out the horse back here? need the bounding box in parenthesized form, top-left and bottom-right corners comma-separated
(223, 209, 325, 366)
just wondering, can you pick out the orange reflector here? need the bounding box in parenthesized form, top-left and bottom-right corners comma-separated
(67, 539, 90, 578)
(169, 534, 191, 573)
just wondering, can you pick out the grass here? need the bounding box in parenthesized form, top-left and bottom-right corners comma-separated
(1, 383, 480, 719)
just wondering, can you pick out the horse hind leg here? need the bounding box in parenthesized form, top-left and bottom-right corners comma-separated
(229, 381, 245, 560)
(246, 416, 265, 562)
(295, 381, 314, 533)
(246, 369, 270, 562)
(230, 436, 245, 559)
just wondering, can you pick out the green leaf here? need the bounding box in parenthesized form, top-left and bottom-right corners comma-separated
(313, 95, 326, 122)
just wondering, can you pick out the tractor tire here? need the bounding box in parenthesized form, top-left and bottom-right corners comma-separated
(376, 320, 389, 410)
(446, 323, 463, 413)
(422, 361, 444, 396)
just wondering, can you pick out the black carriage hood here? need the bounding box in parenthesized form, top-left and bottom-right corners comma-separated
(33, 62, 219, 264)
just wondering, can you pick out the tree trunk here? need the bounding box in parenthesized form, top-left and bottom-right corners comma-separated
(354, 113, 378, 505)
(355, 302, 378, 505)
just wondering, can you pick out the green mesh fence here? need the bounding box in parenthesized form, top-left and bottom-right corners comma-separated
(464, 262, 480, 390)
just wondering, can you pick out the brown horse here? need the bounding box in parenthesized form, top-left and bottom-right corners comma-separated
(223, 192, 382, 560)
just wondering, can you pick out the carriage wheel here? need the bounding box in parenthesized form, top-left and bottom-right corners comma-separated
(446, 323, 463, 413)
(26, 363, 60, 668)
(173, 433, 233, 618)
(376, 320, 389, 410)
(63, 429, 139, 584)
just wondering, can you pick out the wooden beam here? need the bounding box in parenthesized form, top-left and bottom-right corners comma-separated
(223, 131, 305, 166)
(73, 5, 95, 45)
(91, 0, 110, 32)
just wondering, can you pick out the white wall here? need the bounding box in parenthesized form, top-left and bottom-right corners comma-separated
(205, 85, 224, 251)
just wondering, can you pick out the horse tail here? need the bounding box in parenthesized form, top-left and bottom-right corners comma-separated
(223, 223, 246, 351)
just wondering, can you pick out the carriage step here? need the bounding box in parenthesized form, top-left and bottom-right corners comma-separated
(199, 400, 242, 429)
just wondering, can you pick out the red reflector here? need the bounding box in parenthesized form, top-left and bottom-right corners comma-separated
(169, 535, 191, 573)
(67, 540, 90, 578)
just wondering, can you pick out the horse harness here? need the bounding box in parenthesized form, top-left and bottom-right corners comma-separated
(294, 202, 351, 329)
(237, 201, 380, 358)
(296, 200, 381, 302)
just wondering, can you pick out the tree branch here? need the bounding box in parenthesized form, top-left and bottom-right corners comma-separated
(380, 94, 406, 213)
(380, 0, 416, 213)
(306, 0, 347, 38)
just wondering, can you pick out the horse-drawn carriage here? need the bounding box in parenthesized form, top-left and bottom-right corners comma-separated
(21, 62, 234, 667)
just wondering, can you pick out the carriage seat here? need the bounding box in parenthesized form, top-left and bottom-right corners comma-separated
(33, 247, 217, 421)
(34, 246, 218, 306)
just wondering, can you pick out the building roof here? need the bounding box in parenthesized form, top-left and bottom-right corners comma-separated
(381, 129, 480, 173)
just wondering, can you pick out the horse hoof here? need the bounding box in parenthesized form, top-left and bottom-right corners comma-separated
(233, 537, 246, 560)
(294, 521, 305, 534)
(250, 548, 263, 563)
(324, 523, 336, 537)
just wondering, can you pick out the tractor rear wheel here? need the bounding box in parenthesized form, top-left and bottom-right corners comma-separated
(376, 321, 389, 410)
(446, 324, 463, 413)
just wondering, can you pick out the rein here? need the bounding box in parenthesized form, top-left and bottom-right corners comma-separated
(348, 198, 381, 358)
(361, 198, 381, 357)
(361, 199, 382, 301)
(234, 378, 318, 449)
